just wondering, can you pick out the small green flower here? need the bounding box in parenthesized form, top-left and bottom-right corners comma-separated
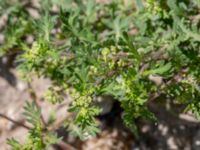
(101, 47, 110, 62)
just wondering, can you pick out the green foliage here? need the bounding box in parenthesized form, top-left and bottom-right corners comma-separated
(8, 102, 61, 150)
(3, 0, 200, 149)
(23, 101, 42, 127)
(7, 138, 22, 150)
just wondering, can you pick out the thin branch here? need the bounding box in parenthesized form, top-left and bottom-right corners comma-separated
(27, 82, 47, 129)
(47, 114, 73, 132)
(0, 113, 31, 130)
(51, 40, 66, 46)
(95, 61, 133, 85)
(53, 141, 78, 150)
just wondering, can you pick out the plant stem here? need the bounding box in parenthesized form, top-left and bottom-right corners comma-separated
(27, 82, 47, 129)
(0, 113, 31, 130)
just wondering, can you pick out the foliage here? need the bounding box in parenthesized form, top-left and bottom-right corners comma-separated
(7, 102, 61, 150)
(2, 0, 200, 149)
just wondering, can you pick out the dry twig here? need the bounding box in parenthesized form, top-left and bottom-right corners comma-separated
(0, 113, 31, 130)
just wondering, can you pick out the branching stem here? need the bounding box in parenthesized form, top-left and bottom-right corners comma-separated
(27, 82, 47, 129)
(0, 113, 31, 130)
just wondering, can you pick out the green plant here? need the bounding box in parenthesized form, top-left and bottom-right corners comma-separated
(7, 102, 61, 150)
(2, 0, 200, 149)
